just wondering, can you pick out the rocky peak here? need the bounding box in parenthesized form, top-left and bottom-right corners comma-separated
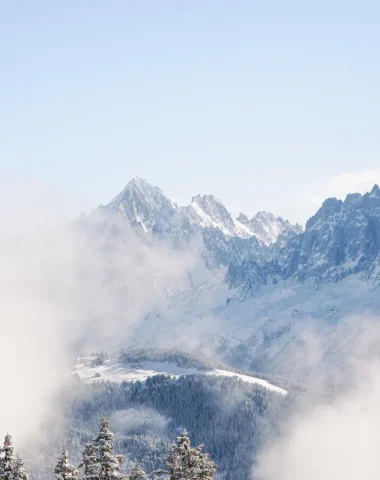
(247, 211, 302, 246)
(252, 211, 276, 223)
(370, 184, 380, 197)
(236, 213, 250, 225)
(229, 184, 380, 299)
(306, 197, 343, 230)
(106, 177, 176, 232)
(190, 194, 236, 233)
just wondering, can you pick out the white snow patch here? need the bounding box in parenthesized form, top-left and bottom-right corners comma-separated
(73, 360, 287, 395)
(205, 369, 287, 395)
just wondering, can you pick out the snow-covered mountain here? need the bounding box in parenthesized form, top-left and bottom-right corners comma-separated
(115, 183, 380, 380)
(236, 211, 302, 245)
(129, 271, 380, 379)
(228, 184, 380, 299)
(81, 180, 380, 381)
(106, 177, 177, 235)
(102, 177, 301, 268)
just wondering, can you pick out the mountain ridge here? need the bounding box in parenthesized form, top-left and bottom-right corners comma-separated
(104, 176, 302, 247)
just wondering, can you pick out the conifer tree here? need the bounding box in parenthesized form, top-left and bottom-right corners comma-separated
(13, 455, 28, 480)
(80, 443, 100, 480)
(93, 417, 124, 480)
(167, 430, 216, 480)
(54, 444, 78, 480)
(0, 435, 29, 480)
(0, 434, 16, 480)
(128, 463, 146, 480)
(196, 451, 217, 480)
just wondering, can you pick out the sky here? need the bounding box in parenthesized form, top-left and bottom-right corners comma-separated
(1, 0, 379, 225)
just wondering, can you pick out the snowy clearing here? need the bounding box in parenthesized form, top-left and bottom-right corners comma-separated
(73, 360, 287, 395)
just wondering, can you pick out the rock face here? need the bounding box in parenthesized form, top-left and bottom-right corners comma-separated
(228, 184, 380, 299)
(101, 177, 302, 268)
(239, 211, 303, 246)
(106, 177, 177, 234)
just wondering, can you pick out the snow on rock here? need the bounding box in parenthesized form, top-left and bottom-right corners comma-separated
(228, 185, 380, 298)
(101, 176, 300, 252)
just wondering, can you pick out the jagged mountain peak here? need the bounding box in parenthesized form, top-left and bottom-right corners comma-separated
(246, 211, 302, 246)
(230, 184, 380, 300)
(252, 211, 276, 221)
(306, 197, 343, 230)
(189, 193, 236, 234)
(236, 213, 250, 225)
(370, 183, 380, 196)
(106, 177, 176, 233)
(128, 175, 149, 186)
(122, 176, 169, 199)
(191, 193, 222, 205)
(100, 177, 303, 268)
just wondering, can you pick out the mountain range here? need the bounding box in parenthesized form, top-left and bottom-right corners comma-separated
(82, 178, 380, 380)
(102, 176, 302, 268)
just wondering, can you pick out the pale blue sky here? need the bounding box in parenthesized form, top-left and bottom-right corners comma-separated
(1, 1, 379, 224)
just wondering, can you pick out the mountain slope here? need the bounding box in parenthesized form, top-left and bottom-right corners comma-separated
(119, 185, 380, 380)
(228, 184, 380, 298)
(80, 181, 380, 381)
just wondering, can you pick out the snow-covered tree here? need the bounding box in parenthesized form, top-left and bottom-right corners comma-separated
(0, 434, 16, 480)
(80, 443, 100, 480)
(54, 444, 78, 480)
(128, 463, 146, 480)
(195, 452, 217, 480)
(0, 434, 15, 480)
(167, 430, 216, 480)
(94, 417, 124, 480)
(13, 455, 28, 480)
(0, 435, 28, 480)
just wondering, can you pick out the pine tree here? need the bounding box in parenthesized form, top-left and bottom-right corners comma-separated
(13, 455, 28, 480)
(0, 435, 28, 480)
(93, 417, 124, 480)
(54, 444, 78, 480)
(0, 434, 16, 480)
(80, 443, 100, 480)
(167, 430, 216, 480)
(128, 463, 146, 480)
(196, 452, 217, 480)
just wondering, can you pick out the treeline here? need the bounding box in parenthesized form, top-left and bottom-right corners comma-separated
(87, 348, 215, 371)
(2, 418, 216, 480)
(89, 347, 297, 392)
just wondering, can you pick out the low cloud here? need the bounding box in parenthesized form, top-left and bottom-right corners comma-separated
(111, 408, 169, 436)
(327, 169, 380, 196)
(256, 362, 380, 480)
(255, 315, 380, 480)
(0, 181, 204, 449)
